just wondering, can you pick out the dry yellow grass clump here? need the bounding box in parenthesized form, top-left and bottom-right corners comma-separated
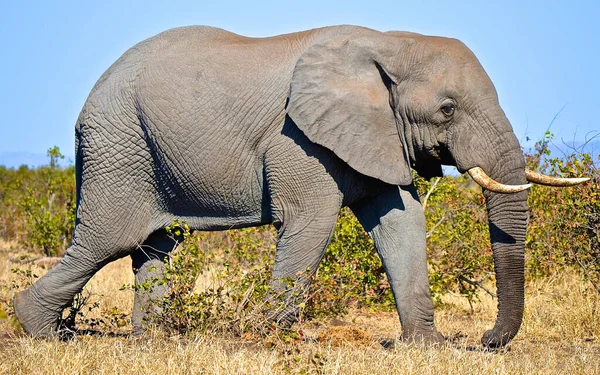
(0, 241, 598, 375)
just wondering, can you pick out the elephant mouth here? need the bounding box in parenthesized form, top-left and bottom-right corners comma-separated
(434, 145, 456, 166)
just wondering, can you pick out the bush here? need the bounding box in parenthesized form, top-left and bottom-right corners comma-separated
(138, 214, 392, 338)
(306, 208, 394, 318)
(414, 174, 493, 307)
(0, 146, 75, 256)
(140, 221, 295, 339)
(525, 133, 599, 290)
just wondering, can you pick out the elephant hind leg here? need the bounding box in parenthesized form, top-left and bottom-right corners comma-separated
(13, 240, 137, 338)
(14, 195, 154, 337)
(130, 229, 182, 335)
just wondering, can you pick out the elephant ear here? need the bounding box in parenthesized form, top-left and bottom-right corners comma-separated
(287, 34, 412, 186)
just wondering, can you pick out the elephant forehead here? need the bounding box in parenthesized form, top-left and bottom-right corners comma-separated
(405, 37, 489, 83)
(407, 59, 494, 105)
(401, 82, 451, 108)
(406, 85, 436, 106)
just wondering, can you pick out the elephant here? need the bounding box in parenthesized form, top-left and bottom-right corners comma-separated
(13, 25, 588, 347)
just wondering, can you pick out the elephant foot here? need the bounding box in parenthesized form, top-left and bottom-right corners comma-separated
(131, 297, 166, 337)
(13, 288, 61, 338)
(401, 328, 445, 346)
(267, 300, 301, 327)
(481, 328, 516, 348)
(131, 324, 147, 337)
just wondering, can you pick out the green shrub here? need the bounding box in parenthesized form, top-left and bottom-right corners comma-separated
(140, 221, 297, 339)
(525, 133, 599, 290)
(306, 208, 394, 318)
(138, 214, 391, 337)
(0, 146, 75, 256)
(414, 174, 493, 307)
(0, 165, 33, 241)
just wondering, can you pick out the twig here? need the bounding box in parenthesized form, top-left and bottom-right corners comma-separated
(560, 130, 600, 154)
(236, 281, 255, 316)
(422, 177, 441, 211)
(533, 106, 567, 171)
(548, 104, 566, 131)
(575, 256, 600, 294)
(426, 215, 447, 239)
(457, 275, 497, 298)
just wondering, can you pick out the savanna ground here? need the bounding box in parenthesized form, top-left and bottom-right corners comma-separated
(0, 238, 598, 375)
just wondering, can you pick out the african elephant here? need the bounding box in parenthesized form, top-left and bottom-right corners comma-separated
(13, 25, 587, 347)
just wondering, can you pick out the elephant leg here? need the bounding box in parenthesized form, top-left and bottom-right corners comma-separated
(14, 243, 99, 337)
(270, 209, 340, 325)
(264, 119, 345, 323)
(351, 184, 444, 344)
(130, 230, 181, 335)
(14, 176, 153, 337)
(13, 235, 143, 338)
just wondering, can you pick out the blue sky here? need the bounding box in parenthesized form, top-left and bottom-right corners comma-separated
(0, 1, 598, 167)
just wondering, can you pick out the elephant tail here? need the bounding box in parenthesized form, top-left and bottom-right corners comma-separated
(74, 115, 84, 218)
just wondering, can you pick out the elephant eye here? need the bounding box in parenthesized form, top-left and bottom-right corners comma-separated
(440, 103, 455, 117)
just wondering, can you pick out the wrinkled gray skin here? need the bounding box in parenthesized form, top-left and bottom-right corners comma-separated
(14, 25, 528, 347)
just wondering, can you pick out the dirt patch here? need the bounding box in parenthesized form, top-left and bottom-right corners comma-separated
(317, 326, 375, 347)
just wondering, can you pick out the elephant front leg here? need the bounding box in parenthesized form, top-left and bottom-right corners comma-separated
(351, 184, 444, 344)
(130, 230, 180, 335)
(269, 210, 340, 325)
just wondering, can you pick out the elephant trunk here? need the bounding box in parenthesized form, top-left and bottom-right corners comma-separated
(449, 106, 530, 347)
(480, 155, 528, 347)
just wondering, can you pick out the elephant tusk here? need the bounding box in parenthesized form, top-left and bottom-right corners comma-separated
(525, 169, 590, 187)
(467, 167, 532, 193)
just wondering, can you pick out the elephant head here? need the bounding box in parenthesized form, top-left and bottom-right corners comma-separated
(287, 30, 588, 347)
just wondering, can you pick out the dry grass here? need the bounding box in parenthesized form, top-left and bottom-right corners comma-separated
(0, 241, 598, 374)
